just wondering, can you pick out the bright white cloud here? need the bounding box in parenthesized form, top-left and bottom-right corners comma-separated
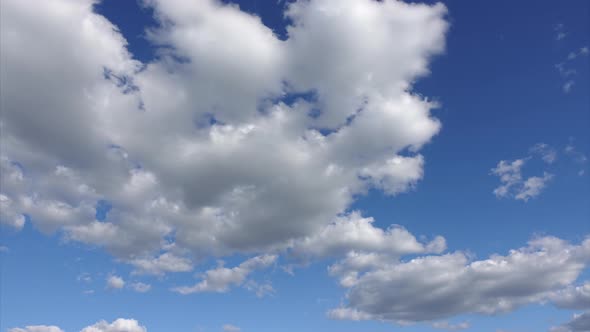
(172, 254, 277, 294)
(291, 211, 445, 260)
(10, 319, 147, 332)
(0, 0, 449, 276)
(9, 327, 64, 332)
(329, 236, 590, 323)
(80, 319, 146, 332)
(106, 275, 125, 290)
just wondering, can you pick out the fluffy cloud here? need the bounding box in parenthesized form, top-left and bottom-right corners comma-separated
(129, 252, 193, 276)
(291, 211, 445, 261)
(431, 321, 470, 331)
(106, 275, 125, 289)
(172, 254, 277, 294)
(550, 281, 590, 310)
(9, 327, 64, 332)
(80, 319, 146, 332)
(329, 236, 590, 323)
(130, 282, 152, 293)
(491, 143, 558, 201)
(0, 0, 448, 273)
(11, 319, 146, 332)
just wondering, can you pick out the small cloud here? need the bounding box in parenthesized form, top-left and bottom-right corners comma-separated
(222, 324, 241, 332)
(244, 280, 275, 298)
(432, 321, 470, 331)
(130, 282, 151, 293)
(83, 289, 95, 295)
(530, 143, 557, 164)
(563, 80, 575, 93)
(77, 272, 92, 283)
(554, 23, 567, 40)
(0, 246, 9, 253)
(106, 275, 125, 290)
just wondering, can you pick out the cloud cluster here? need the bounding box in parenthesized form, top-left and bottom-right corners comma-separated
(172, 254, 276, 294)
(0, 0, 447, 269)
(491, 143, 558, 201)
(555, 43, 589, 93)
(329, 236, 590, 323)
(9, 327, 64, 332)
(10, 319, 146, 332)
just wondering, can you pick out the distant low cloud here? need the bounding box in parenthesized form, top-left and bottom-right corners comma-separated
(491, 147, 554, 201)
(106, 275, 125, 290)
(172, 255, 277, 295)
(432, 321, 470, 330)
(555, 43, 589, 94)
(222, 324, 241, 332)
(9, 326, 64, 332)
(329, 236, 590, 323)
(10, 319, 146, 332)
(130, 282, 151, 293)
(554, 23, 567, 41)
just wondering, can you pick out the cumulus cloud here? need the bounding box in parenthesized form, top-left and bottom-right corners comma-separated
(10, 320, 147, 332)
(9, 327, 64, 332)
(290, 211, 445, 260)
(550, 281, 590, 310)
(491, 143, 558, 201)
(431, 321, 470, 331)
(129, 252, 193, 275)
(130, 282, 152, 293)
(328, 236, 590, 323)
(106, 275, 125, 289)
(222, 324, 241, 332)
(80, 319, 146, 332)
(550, 312, 590, 332)
(172, 254, 277, 294)
(0, 0, 449, 280)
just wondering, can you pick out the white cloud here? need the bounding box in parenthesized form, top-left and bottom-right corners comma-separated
(222, 324, 241, 332)
(130, 282, 152, 293)
(291, 211, 445, 260)
(0, 0, 449, 276)
(172, 254, 277, 294)
(328, 236, 590, 323)
(10, 319, 147, 332)
(531, 143, 558, 164)
(491, 144, 557, 201)
(80, 319, 146, 332)
(432, 321, 470, 331)
(563, 80, 575, 93)
(106, 275, 125, 289)
(554, 24, 567, 41)
(129, 252, 193, 275)
(514, 172, 553, 201)
(555, 45, 588, 93)
(9, 327, 64, 332)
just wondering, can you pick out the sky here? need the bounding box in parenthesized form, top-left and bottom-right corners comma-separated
(0, 0, 589, 332)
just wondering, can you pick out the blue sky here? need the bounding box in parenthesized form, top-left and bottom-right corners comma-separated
(0, 1, 589, 332)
